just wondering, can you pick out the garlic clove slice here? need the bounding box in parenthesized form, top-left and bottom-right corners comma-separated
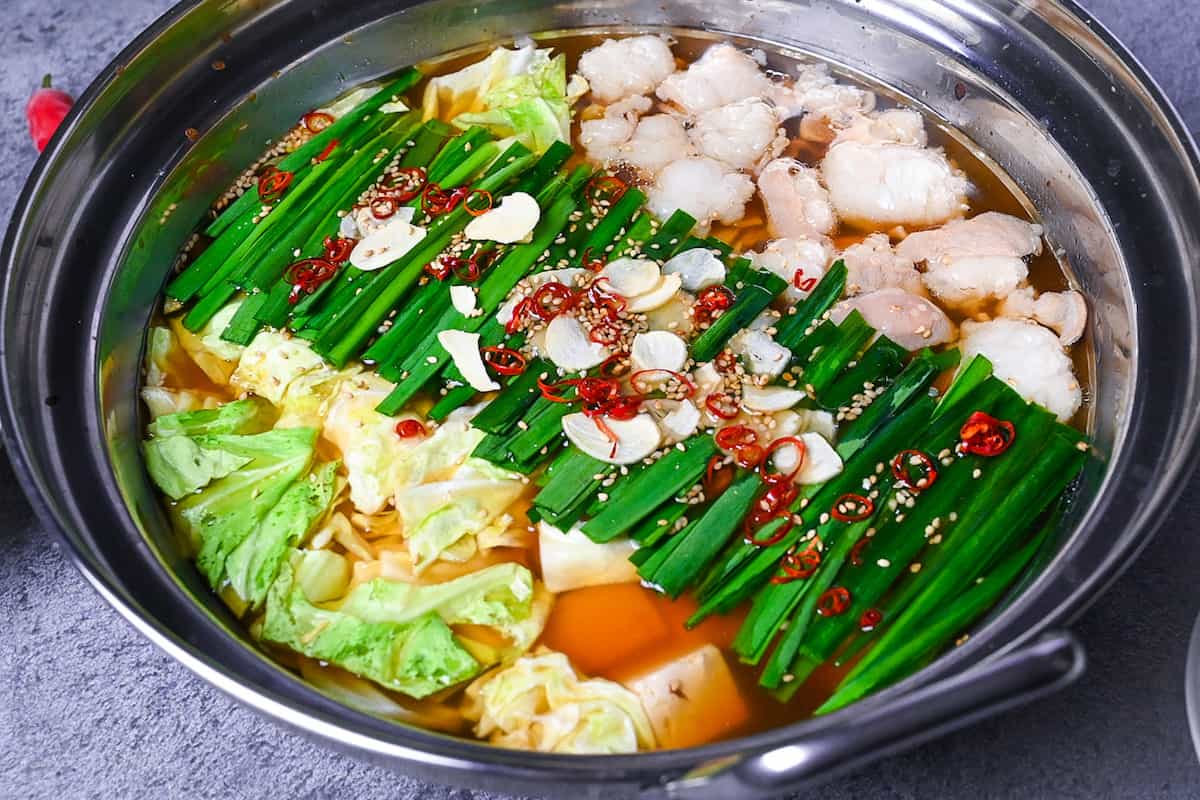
(626, 273, 683, 312)
(464, 192, 540, 243)
(600, 257, 661, 296)
(662, 247, 726, 291)
(630, 330, 689, 375)
(544, 315, 611, 371)
(562, 411, 662, 465)
(741, 383, 804, 412)
(437, 329, 500, 392)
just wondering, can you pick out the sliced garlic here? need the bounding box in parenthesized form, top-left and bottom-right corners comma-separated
(626, 273, 683, 312)
(796, 432, 843, 484)
(662, 248, 726, 291)
(600, 257, 661, 297)
(630, 330, 689, 376)
(661, 399, 701, 442)
(350, 216, 427, 271)
(741, 383, 804, 412)
(562, 411, 662, 465)
(732, 329, 791, 377)
(643, 291, 696, 336)
(464, 192, 540, 243)
(544, 315, 610, 371)
(437, 329, 500, 392)
(774, 408, 837, 441)
(691, 362, 723, 398)
(450, 285, 478, 316)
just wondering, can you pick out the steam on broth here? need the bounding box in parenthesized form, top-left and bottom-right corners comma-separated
(141, 30, 1091, 753)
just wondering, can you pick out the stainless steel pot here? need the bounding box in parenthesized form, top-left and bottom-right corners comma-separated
(3, 1, 1198, 797)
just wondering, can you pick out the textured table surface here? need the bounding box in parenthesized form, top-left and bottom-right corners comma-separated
(2, 1, 1199, 798)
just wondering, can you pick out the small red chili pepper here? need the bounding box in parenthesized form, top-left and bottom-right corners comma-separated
(303, 111, 335, 134)
(792, 269, 818, 293)
(530, 281, 574, 320)
(285, 258, 339, 304)
(715, 425, 758, 451)
(313, 138, 339, 163)
(371, 196, 399, 220)
(705, 392, 740, 420)
(713, 349, 740, 375)
(394, 419, 427, 439)
(891, 449, 939, 491)
(771, 546, 822, 583)
(759, 436, 807, 485)
(322, 236, 355, 264)
(761, 479, 800, 511)
(959, 411, 1016, 456)
(26, 74, 74, 152)
(381, 167, 427, 203)
(506, 297, 536, 334)
(703, 454, 733, 496)
(743, 512, 795, 547)
(462, 189, 493, 217)
(694, 285, 735, 326)
(849, 536, 871, 567)
(538, 376, 577, 403)
(859, 608, 883, 631)
(831, 493, 875, 523)
(258, 167, 294, 201)
(733, 443, 765, 470)
(586, 174, 628, 204)
(816, 586, 852, 617)
(481, 346, 527, 376)
(581, 247, 607, 272)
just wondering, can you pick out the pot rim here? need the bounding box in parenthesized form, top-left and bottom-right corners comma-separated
(4, 0, 1200, 785)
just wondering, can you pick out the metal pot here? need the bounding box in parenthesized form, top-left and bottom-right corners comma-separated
(3, 1, 1198, 796)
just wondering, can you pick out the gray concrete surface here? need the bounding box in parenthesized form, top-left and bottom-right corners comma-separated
(1, 1, 1198, 798)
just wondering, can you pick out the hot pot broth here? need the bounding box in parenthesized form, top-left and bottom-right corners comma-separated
(143, 31, 1091, 751)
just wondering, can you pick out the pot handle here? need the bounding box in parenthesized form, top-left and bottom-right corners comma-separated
(651, 632, 1084, 799)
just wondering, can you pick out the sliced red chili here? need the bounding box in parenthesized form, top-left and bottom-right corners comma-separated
(792, 268, 818, 293)
(382, 166, 427, 203)
(761, 479, 799, 512)
(697, 285, 734, 311)
(538, 376, 578, 403)
(759, 436, 807, 485)
(285, 258, 338, 304)
(959, 411, 1016, 456)
(586, 174, 628, 204)
(588, 321, 622, 346)
(462, 189, 493, 217)
(322, 236, 355, 264)
(859, 608, 883, 631)
(481, 346, 526, 376)
(831, 493, 874, 523)
(743, 512, 795, 547)
(891, 449, 939, 491)
(506, 297, 534, 334)
(258, 167, 293, 201)
(313, 138, 339, 163)
(703, 454, 733, 496)
(770, 546, 821, 583)
(715, 425, 758, 451)
(849, 536, 870, 567)
(530, 282, 574, 320)
(816, 586, 852, 617)
(371, 196, 399, 220)
(581, 247, 607, 272)
(733, 443, 765, 470)
(303, 111, 335, 133)
(705, 392, 739, 420)
(394, 419, 427, 439)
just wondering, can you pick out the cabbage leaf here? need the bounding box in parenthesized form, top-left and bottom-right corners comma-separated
(225, 461, 340, 608)
(423, 45, 586, 154)
(263, 562, 479, 699)
(464, 650, 656, 753)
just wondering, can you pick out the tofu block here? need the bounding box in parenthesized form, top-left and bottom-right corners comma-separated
(622, 644, 750, 748)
